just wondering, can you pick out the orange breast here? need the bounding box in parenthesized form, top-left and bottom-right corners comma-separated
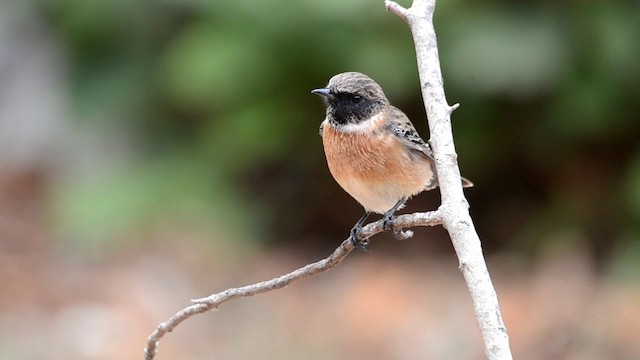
(322, 119, 434, 213)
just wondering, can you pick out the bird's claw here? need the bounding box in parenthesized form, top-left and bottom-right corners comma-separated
(383, 214, 403, 241)
(349, 226, 369, 252)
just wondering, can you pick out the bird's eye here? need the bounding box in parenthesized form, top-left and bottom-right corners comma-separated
(351, 95, 363, 104)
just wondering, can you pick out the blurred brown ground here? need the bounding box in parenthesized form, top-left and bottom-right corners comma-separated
(1, 189, 639, 359)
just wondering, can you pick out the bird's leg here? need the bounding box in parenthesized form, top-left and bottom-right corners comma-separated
(383, 198, 407, 240)
(349, 211, 371, 251)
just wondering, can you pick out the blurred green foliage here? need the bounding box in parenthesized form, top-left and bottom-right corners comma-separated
(26, 0, 640, 265)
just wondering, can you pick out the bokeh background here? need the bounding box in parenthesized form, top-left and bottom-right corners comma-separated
(1, 0, 639, 359)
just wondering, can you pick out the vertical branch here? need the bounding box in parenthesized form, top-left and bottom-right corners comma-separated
(385, 0, 513, 359)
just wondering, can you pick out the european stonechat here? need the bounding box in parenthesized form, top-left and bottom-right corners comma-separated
(312, 72, 472, 250)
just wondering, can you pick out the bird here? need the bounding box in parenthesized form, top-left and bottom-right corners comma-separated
(312, 72, 472, 251)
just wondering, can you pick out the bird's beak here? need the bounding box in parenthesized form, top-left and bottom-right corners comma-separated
(311, 88, 335, 100)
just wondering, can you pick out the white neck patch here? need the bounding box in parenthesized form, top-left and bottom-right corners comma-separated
(332, 112, 384, 133)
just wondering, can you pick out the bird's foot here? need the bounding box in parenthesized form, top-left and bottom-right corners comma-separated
(383, 213, 402, 240)
(349, 224, 369, 252)
(383, 213, 414, 240)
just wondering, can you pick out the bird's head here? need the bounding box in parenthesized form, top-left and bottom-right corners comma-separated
(312, 72, 389, 126)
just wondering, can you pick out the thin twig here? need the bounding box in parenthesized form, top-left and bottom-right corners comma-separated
(144, 210, 442, 359)
(385, 0, 409, 20)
